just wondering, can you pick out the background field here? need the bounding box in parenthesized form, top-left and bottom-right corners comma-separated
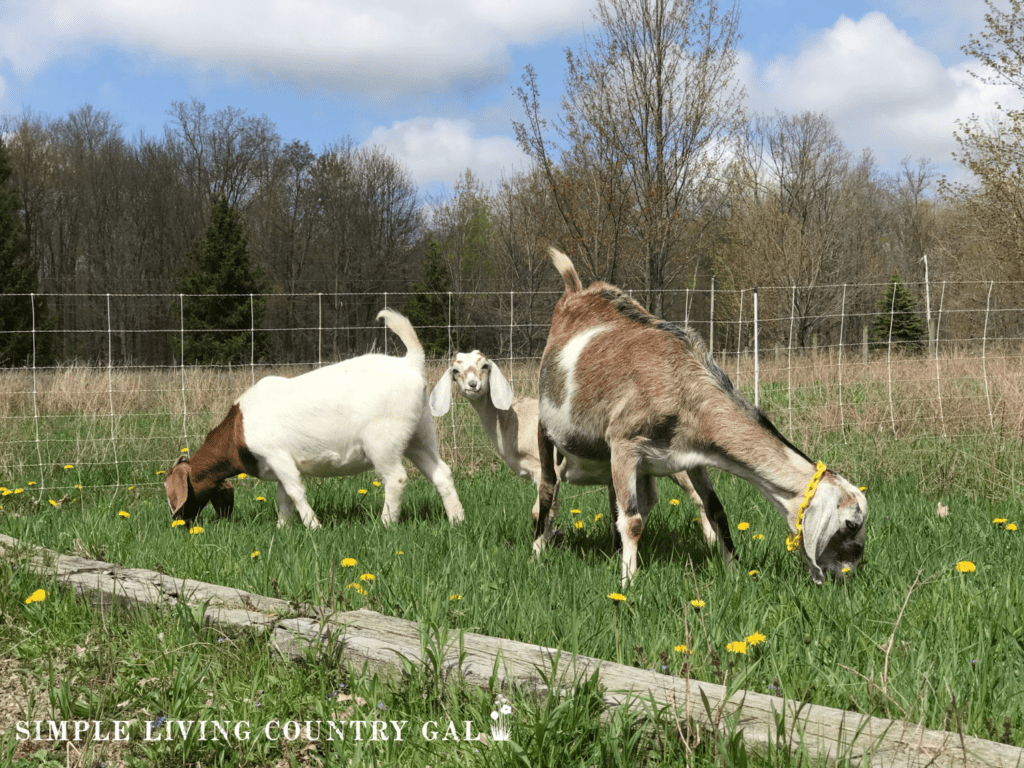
(2, 347, 1023, 766)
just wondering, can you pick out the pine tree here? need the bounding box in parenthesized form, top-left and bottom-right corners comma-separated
(0, 139, 53, 367)
(870, 271, 926, 351)
(402, 240, 454, 358)
(174, 196, 270, 365)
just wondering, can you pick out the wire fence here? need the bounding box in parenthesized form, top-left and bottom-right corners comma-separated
(1, 281, 1022, 502)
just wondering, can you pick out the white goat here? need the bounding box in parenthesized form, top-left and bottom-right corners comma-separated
(429, 350, 720, 554)
(165, 309, 464, 529)
(537, 249, 867, 586)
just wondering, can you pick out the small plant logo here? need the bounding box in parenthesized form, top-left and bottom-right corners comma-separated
(490, 695, 512, 742)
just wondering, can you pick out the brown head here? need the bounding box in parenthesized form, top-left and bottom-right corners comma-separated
(164, 454, 235, 523)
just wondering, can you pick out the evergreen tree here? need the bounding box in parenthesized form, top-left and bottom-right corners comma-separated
(870, 271, 926, 351)
(0, 139, 53, 367)
(174, 196, 270, 365)
(403, 241, 454, 358)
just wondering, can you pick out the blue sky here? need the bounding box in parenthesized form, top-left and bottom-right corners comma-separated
(1, 0, 1016, 196)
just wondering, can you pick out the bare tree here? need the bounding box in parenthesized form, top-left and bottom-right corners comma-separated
(515, 0, 743, 314)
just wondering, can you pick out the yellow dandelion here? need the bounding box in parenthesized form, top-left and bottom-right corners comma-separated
(594, 513, 604, 522)
(571, 508, 582, 515)
(357, 489, 368, 495)
(1007, 523, 1018, 532)
(690, 599, 705, 609)
(859, 486, 867, 492)
(674, 644, 689, 653)
(360, 573, 375, 582)
(574, 520, 584, 529)
(181, 448, 189, 453)
(955, 561, 976, 573)
(48, 499, 57, 507)
(726, 641, 748, 655)
(993, 518, 1007, 524)
(608, 593, 627, 602)
(28, 481, 36, 486)
(341, 558, 357, 567)
(171, 520, 185, 528)
(156, 470, 166, 476)
(752, 533, 764, 541)
(63, 464, 74, 470)
(128, 485, 135, 491)
(737, 521, 750, 531)
(746, 632, 766, 647)
(669, 499, 680, 506)
(24, 589, 46, 605)
(347, 583, 366, 595)
(450, 593, 462, 601)
(251, 551, 260, 558)
(75, 485, 82, 489)
(255, 496, 266, 502)
(1, 490, 11, 496)
(395, 550, 404, 555)
(14, 488, 23, 493)
(373, 480, 381, 487)
(842, 567, 851, 573)
(189, 525, 204, 535)
(748, 569, 759, 576)
(237, 473, 247, 479)
(118, 511, 130, 518)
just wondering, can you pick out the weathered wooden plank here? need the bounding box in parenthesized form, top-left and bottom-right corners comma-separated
(3, 532, 1022, 768)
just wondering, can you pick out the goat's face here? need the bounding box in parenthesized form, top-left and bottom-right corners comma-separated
(165, 455, 235, 523)
(800, 478, 867, 584)
(430, 351, 513, 416)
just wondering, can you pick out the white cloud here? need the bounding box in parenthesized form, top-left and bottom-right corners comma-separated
(0, 0, 594, 97)
(742, 11, 1024, 171)
(365, 117, 528, 191)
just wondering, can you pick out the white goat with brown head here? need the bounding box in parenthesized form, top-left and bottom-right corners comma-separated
(165, 309, 464, 529)
(537, 249, 867, 586)
(430, 350, 722, 555)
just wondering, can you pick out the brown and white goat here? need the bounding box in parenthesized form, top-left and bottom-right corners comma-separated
(537, 249, 867, 585)
(165, 309, 464, 529)
(429, 350, 720, 554)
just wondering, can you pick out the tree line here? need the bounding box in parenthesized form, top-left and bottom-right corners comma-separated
(2, 0, 1021, 368)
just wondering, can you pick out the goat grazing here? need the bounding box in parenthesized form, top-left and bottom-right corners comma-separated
(165, 309, 464, 529)
(537, 249, 867, 585)
(429, 350, 722, 555)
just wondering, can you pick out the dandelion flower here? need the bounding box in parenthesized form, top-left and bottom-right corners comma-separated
(748, 569, 759, 576)
(690, 599, 705, 609)
(669, 499, 680, 506)
(1007, 523, 1018, 532)
(357, 489, 368, 495)
(956, 561, 976, 573)
(737, 521, 750, 531)
(752, 533, 764, 541)
(237, 473, 247, 479)
(251, 551, 259, 559)
(450, 593, 462, 601)
(171, 520, 185, 528)
(48, 499, 57, 507)
(341, 558, 357, 567)
(347, 583, 366, 595)
(608, 593, 627, 602)
(574, 520, 584, 529)
(726, 641, 748, 655)
(594, 513, 604, 522)
(746, 632, 766, 647)
(28, 481, 36, 486)
(993, 518, 1007, 525)
(181, 448, 189, 453)
(156, 470, 166, 476)
(24, 589, 46, 604)
(360, 573, 375, 582)
(128, 485, 135, 491)
(373, 480, 381, 487)
(674, 644, 689, 653)
(395, 550, 404, 555)
(75, 484, 82, 489)
(14, 488, 23, 494)
(118, 511, 130, 518)
(189, 525, 204, 534)
(63, 464, 74, 470)
(571, 508, 582, 515)
(255, 496, 266, 502)
(842, 567, 851, 573)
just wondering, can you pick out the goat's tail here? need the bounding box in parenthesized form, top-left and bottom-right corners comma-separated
(549, 247, 583, 294)
(377, 309, 425, 365)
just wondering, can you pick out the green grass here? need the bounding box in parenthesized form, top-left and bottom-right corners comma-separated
(3, 428, 1023, 766)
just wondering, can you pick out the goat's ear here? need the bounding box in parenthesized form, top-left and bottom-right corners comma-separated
(488, 361, 514, 411)
(429, 368, 454, 416)
(165, 459, 194, 520)
(211, 479, 235, 519)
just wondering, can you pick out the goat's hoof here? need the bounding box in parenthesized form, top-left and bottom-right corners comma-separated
(307, 519, 322, 530)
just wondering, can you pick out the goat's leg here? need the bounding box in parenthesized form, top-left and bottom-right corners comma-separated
(610, 439, 646, 586)
(687, 466, 734, 564)
(607, 484, 622, 553)
(534, 426, 559, 556)
(668, 471, 715, 545)
(406, 442, 464, 525)
(273, 464, 321, 529)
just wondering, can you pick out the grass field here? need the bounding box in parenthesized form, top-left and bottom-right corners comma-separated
(1, 355, 1023, 766)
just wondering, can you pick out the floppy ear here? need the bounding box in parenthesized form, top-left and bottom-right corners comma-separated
(211, 479, 235, 519)
(488, 361, 513, 411)
(800, 483, 841, 584)
(429, 368, 454, 417)
(165, 458, 196, 521)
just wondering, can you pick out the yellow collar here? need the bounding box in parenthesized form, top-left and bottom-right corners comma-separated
(786, 461, 827, 552)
